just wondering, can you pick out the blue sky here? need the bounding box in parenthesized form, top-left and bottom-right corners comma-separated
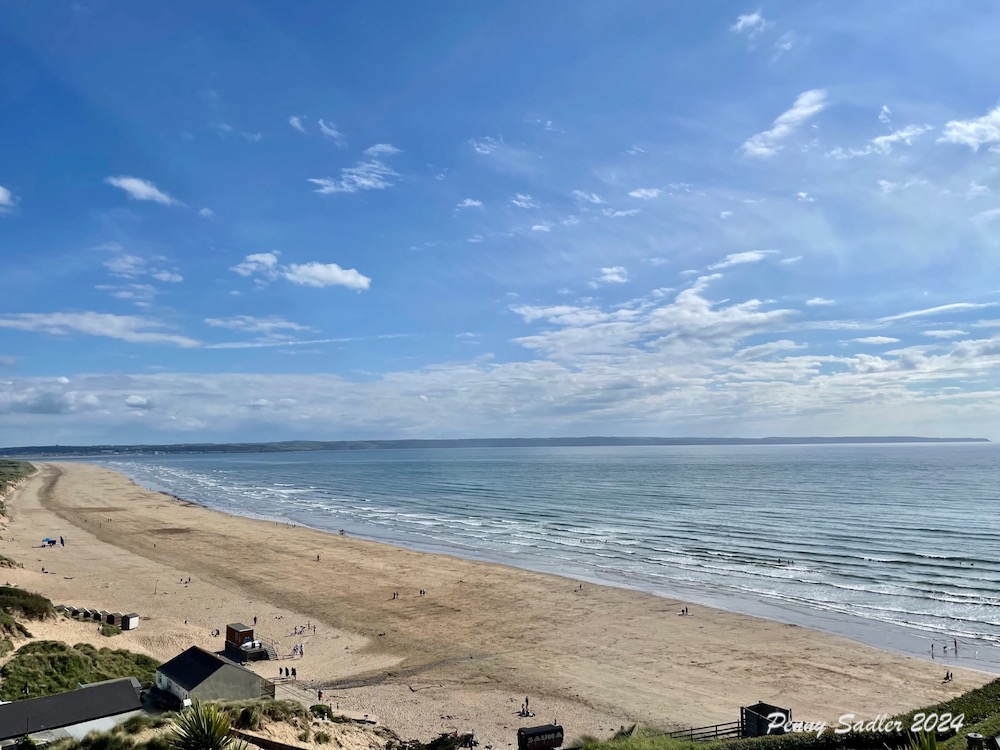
(3, 1, 1000, 445)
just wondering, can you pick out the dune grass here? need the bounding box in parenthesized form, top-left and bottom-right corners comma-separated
(0, 460, 34, 513)
(0, 640, 159, 701)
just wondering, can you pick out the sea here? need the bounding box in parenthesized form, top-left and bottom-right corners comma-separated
(84, 443, 1000, 671)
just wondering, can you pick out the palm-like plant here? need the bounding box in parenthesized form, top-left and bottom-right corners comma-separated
(168, 702, 246, 750)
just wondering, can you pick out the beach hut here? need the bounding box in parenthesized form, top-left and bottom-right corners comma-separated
(225, 623, 254, 647)
(91, 610, 104, 622)
(108, 613, 124, 627)
(98, 610, 111, 623)
(69, 607, 82, 618)
(121, 613, 139, 631)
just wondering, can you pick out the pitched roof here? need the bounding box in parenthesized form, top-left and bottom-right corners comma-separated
(0, 679, 141, 741)
(157, 646, 249, 691)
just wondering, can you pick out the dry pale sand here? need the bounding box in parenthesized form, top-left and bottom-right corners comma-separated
(0, 463, 990, 749)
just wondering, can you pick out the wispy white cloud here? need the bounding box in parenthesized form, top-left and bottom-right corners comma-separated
(205, 316, 317, 335)
(456, 198, 483, 209)
(103, 251, 183, 286)
(742, 89, 827, 158)
(730, 10, 769, 37)
(572, 190, 605, 204)
(852, 336, 900, 345)
(598, 266, 629, 284)
(0, 312, 199, 347)
(878, 302, 996, 322)
(364, 143, 402, 157)
(826, 123, 933, 160)
(289, 115, 306, 133)
(284, 262, 371, 290)
(805, 297, 835, 306)
(309, 160, 399, 194)
(628, 188, 661, 200)
(922, 329, 968, 339)
(938, 105, 1000, 150)
(796, 191, 815, 202)
(872, 124, 933, 153)
(198, 208, 215, 219)
(878, 106, 892, 125)
(779, 256, 803, 265)
(231, 252, 370, 291)
(720, 211, 733, 219)
(231, 252, 280, 278)
(709, 250, 778, 269)
(773, 31, 796, 54)
(318, 119, 345, 143)
(470, 136, 503, 154)
(531, 223, 552, 232)
(603, 208, 641, 218)
(104, 176, 179, 205)
(0, 185, 16, 214)
(878, 178, 927, 194)
(510, 193, 537, 209)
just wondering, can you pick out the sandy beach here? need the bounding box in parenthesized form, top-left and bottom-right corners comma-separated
(0, 462, 990, 747)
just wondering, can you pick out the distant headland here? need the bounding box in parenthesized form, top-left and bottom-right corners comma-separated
(0, 435, 990, 457)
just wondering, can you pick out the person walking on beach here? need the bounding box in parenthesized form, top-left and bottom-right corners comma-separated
(59, 536, 64, 547)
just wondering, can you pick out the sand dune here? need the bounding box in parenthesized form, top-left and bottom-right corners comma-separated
(0, 463, 988, 748)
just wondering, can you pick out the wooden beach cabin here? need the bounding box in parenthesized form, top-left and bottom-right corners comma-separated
(98, 610, 111, 623)
(223, 623, 274, 663)
(121, 613, 139, 630)
(70, 607, 83, 618)
(108, 613, 124, 627)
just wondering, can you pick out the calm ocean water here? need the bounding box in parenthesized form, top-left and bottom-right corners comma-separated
(87, 444, 1000, 669)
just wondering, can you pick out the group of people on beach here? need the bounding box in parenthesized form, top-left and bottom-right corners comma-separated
(279, 666, 297, 679)
(930, 638, 959, 659)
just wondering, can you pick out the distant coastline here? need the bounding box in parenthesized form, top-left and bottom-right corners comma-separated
(0, 434, 990, 457)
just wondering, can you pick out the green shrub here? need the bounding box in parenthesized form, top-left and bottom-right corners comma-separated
(315, 732, 331, 745)
(0, 587, 54, 620)
(100, 623, 122, 637)
(0, 611, 31, 639)
(0, 640, 159, 702)
(297, 730, 311, 743)
(217, 699, 308, 729)
(0, 554, 22, 568)
(146, 737, 173, 750)
(142, 735, 173, 750)
(233, 705, 264, 731)
(76, 733, 135, 750)
(121, 714, 156, 735)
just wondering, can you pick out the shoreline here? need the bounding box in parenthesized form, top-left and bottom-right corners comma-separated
(1, 462, 992, 745)
(91, 455, 1000, 675)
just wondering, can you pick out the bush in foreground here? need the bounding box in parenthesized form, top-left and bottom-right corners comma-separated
(0, 640, 159, 702)
(0, 586, 54, 620)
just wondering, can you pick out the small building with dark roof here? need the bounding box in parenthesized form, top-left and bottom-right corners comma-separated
(0, 678, 142, 747)
(155, 646, 274, 704)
